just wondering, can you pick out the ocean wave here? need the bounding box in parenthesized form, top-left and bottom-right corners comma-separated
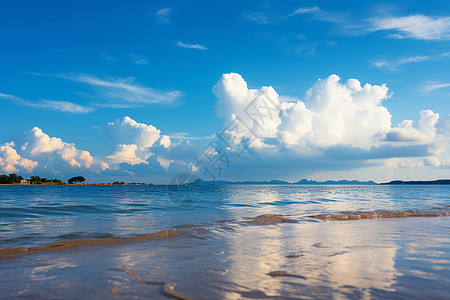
(1, 210, 449, 259)
(313, 209, 450, 220)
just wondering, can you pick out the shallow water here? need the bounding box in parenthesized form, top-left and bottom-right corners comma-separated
(0, 185, 449, 299)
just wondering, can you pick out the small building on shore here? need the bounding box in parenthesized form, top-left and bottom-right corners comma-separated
(20, 179, 29, 185)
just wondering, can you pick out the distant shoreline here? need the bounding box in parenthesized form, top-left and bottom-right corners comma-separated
(1, 179, 450, 186)
(380, 179, 450, 185)
(0, 183, 139, 186)
(191, 179, 450, 185)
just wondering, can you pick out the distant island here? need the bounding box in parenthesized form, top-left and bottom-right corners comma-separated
(193, 178, 450, 185)
(0, 174, 63, 185)
(0, 174, 90, 185)
(193, 178, 378, 185)
(0, 173, 141, 185)
(2, 172, 449, 186)
(380, 179, 450, 185)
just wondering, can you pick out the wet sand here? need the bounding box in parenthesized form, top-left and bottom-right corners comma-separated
(0, 228, 183, 258)
(242, 214, 297, 225)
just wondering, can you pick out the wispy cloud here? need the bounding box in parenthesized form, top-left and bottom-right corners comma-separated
(245, 6, 353, 33)
(281, 9, 450, 41)
(285, 6, 320, 18)
(244, 7, 319, 24)
(284, 6, 361, 34)
(372, 52, 450, 70)
(155, 8, 172, 24)
(245, 12, 270, 24)
(91, 102, 140, 109)
(370, 14, 450, 41)
(100, 54, 116, 62)
(372, 55, 430, 69)
(176, 41, 207, 50)
(168, 132, 215, 140)
(43, 73, 182, 105)
(38, 100, 95, 113)
(0, 93, 95, 114)
(422, 82, 450, 93)
(130, 54, 149, 65)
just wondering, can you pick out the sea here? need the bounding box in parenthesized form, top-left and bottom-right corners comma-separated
(0, 184, 449, 299)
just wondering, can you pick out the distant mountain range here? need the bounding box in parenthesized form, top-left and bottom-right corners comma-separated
(192, 178, 450, 185)
(192, 178, 378, 185)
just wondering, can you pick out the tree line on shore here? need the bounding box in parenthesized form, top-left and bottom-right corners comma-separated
(0, 173, 86, 185)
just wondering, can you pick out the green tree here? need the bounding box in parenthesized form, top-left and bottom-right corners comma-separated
(29, 176, 42, 184)
(68, 176, 86, 184)
(0, 175, 9, 184)
(7, 173, 23, 184)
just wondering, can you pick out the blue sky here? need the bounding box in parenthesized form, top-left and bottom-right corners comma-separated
(1, 0, 449, 183)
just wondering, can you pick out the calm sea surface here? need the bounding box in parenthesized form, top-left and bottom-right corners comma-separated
(0, 185, 449, 299)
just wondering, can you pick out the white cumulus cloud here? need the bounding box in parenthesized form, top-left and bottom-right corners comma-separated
(107, 144, 150, 166)
(159, 135, 171, 148)
(386, 110, 440, 144)
(21, 127, 97, 169)
(213, 73, 282, 138)
(1, 127, 108, 177)
(214, 73, 392, 149)
(104, 116, 179, 170)
(208, 73, 450, 179)
(0, 118, 191, 180)
(105, 116, 162, 148)
(0, 142, 38, 173)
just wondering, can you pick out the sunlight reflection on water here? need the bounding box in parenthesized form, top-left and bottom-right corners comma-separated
(0, 185, 449, 298)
